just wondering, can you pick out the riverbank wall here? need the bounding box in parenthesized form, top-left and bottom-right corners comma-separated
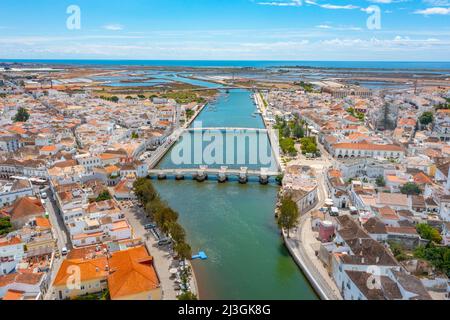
(254, 91, 283, 173)
(282, 230, 330, 300)
(147, 102, 207, 169)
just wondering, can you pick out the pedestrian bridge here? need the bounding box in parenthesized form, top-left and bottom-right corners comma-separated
(148, 166, 281, 184)
(184, 127, 268, 133)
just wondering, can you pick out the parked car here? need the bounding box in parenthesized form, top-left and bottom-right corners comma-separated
(157, 238, 172, 246)
(144, 223, 156, 230)
(61, 247, 69, 256)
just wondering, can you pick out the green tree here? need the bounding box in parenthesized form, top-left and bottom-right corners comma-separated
(280, 137, 297, 156)
(169, 222, 186, 244)
(277, 196, 299, 237)
(0, 217, 13, 235)
(110, 96, 119, 103)
(292, 123, 305, 139)
(375, 176, 386, 187)
(153, 207, 179, 234)
(177, 291, 198, 300)
(300, 137, 318, 155)
(275, 173, 284, 186)
(174, 242, 192, 261)
(282, 125, 291, 138)
(131, 132, 139, 139)
(388, 241, 409, 261)
(419, 111, 433, 126)
(416, 223, 442, 244)
(400, 182, 422, 195)
(95, 190, 112, 202)
(13, 107, 30, 122)
(185, 109, 195, 119)
(414, 244, 450, 276)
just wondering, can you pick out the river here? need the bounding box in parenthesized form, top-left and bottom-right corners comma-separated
(153, 89, 318, 300)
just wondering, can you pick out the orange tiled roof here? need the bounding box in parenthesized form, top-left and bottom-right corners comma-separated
(333, 143, 403, 152)
(328, 169, 342, 178)
(35, 216, 51, 229)
(413, 172, 433, 185)
(2, 289, 25, 300)
(10, 197, 45, 221)
(53, 257, 109, 286)
(0, 236, 22, 247)
(108, 246, 160, 299)
(40, 145, 57, 152)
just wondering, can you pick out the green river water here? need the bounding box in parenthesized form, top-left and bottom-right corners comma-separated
(153, 90, 318, 300)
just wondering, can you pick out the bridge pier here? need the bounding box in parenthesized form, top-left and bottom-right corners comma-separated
(194, 172, 207, 182)
(259, 175, 269, 185)
(157, 173, 167, 180)
(239, 167, 248, 184)
(195, 166, 208, 182)
(259, 168, 269, 185)
(218, 166, 228, 183)
(175, 173, 185, 180)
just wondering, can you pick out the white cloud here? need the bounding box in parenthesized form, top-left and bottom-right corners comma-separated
(103, 24, 124, 31)
(423, 0, 450, 6)
(315, 24, 362, 30)
(257, 0, 302, 6)
(316, 24, 332, 28)
(414, 7, 450, 15)
(306, 1, 359, 10)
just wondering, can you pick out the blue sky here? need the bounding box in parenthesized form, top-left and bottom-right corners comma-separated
(0, 0, 449, 60)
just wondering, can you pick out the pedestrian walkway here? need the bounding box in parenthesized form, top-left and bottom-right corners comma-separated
(282, 162, 342, 300)
(123, 203, 198, 300)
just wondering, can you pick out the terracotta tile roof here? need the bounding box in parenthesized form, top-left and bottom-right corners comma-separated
(40, 145, 57, 152)
(108, 246, 160, 299)
(386, 226, 418, 235)
(0, 236, 22, 247)
(333, 142, 403, 152)
(0, 272, 44, 287)
(377, 193, 409, 207)
(35, 216, 51, 229)
(413, 172, 433, 185)
(10, 197, 45, 222)
(53, 257, 109, 286)
(328, 169, 342, 178)
(2, 289, 25, 300)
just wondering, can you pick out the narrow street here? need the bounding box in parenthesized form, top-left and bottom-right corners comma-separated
(42, 187, 71, 300)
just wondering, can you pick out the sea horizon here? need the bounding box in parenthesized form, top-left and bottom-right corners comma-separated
(1, 59, 450, 70)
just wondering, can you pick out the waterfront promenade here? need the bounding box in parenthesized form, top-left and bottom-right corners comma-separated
(282, 162, 343, 300)
(122, 201, 199, 300)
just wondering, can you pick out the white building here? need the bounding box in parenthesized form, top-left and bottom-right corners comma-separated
(74, 153, 102, 172)
(0, 179, 34, 207)
(0, 236, 25, 275)
(0, 134, 23, 153)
